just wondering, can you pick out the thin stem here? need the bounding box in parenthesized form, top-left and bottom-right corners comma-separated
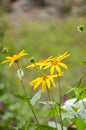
(47, 87, 58, 130)
(49, 90, 61, 123)
(58, 77, 63, 130)
(17, 62, 39, 124)
(82, 99, 86, 110)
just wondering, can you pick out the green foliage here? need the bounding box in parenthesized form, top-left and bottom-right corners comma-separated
(14, 93, 30, 102)
(30, 90, 42, 106)
(80, 61, 86, 65)
(25, 123, 57, 130)
(75, 118, 86, 130)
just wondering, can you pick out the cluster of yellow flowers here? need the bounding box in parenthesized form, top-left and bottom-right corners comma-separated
(2, 50, 70, 93)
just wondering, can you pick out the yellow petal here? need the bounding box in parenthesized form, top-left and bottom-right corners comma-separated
(50, 66, 55, 75)
(9, 61, 14, 67)
(58, 62, 68, 69)
(42, 81, 46, 93)
(2, 60, 10, 64)
(55, 65, 61, 72)
(49, 76, 56, 87)
(26, 64, 35, 69)
(34, 79, 42, 89)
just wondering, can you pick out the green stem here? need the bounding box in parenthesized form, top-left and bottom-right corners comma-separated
(17, 62, 39, 124)
(58, 77, 63, 130)
(49, 90, 61, 123)
(82, 99, 86, 110)
(47, 87, 58, 130)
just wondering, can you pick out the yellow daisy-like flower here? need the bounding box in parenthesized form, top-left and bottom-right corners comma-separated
(29, 72, 64, 93)
(2, 50, 28, 67)
(44, 52, 70, 74)
(26, 56, 53, 70)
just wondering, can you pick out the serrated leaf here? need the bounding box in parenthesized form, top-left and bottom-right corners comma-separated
(14, 93, 30, 102)
(30, 90, 42, 105)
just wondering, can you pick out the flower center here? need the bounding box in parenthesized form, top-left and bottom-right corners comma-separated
(42, 75, 48, 80)
(51, 60, 58, 66)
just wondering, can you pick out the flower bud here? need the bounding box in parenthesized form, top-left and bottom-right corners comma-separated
(77, 24, 84, 33)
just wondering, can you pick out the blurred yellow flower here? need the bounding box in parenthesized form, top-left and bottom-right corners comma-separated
(2, 50, 28, 67)
(26, 56, 53, 70)
(44, 52, 70, 74)
(27, 52, 70, 74)
(29, 72, 64, 93)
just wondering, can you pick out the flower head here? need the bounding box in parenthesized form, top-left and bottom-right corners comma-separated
(44, 52, 70, 74)
(26, 56, 53, 70)
(29, 72, 64, 93)
(2, 50, 28, 67)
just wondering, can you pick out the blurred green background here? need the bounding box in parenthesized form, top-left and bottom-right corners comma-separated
(0, 0, 86, 129)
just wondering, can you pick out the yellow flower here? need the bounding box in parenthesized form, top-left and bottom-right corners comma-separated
(29, 72, 64, 93)
(44, 52, 70, 74)
(26, 56, 53, 70)
(2, 50, 28, 67)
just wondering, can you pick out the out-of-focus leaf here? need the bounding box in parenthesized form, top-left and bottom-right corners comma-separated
(77, 112, 86, 120)
(14, 93, 30, 102)
(75, 88, 86, 102)
(75, 118, 86, 130)
(17, 69, 24, 80)
(65, 86, 75, 94)
(13, 127, 23, 130)
(48, 122, 67, 130)
(71, 106, 78, 112)
(80, 61, 86, 65)
(24, 120, 30, 130)
(0, 83, 5, 89)
(77, 77, 83, 88)
(40, 101, 56, 106)
(30, 90, 42, 105)
(27, 124, 57, 130)
(0, 126, 23, 130)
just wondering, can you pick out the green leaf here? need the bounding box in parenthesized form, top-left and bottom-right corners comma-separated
(75, 88, 86, 102)
(65, 86, 75, 94)
(14, 93, 30, 102)
(40, 101, 56, 106)
(80, 61, 86, 65)
(17, 68, 24, 79)
(48, 122, 67, 130)
(71, 106, 79, 112)
(13, 127, 23, 130)
(77, 112, 86, 120)
(24, 123, 57, 130)
(30, 90, 42, 105)
(75, 118, 86, 130)
(77, 77, 83, 88)
(25, 120, 30, 130)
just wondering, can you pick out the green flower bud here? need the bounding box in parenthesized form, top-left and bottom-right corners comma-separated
(77, 25, 84, 33)
(2, 47, 8, 53)
(30, 57, 35, 63)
